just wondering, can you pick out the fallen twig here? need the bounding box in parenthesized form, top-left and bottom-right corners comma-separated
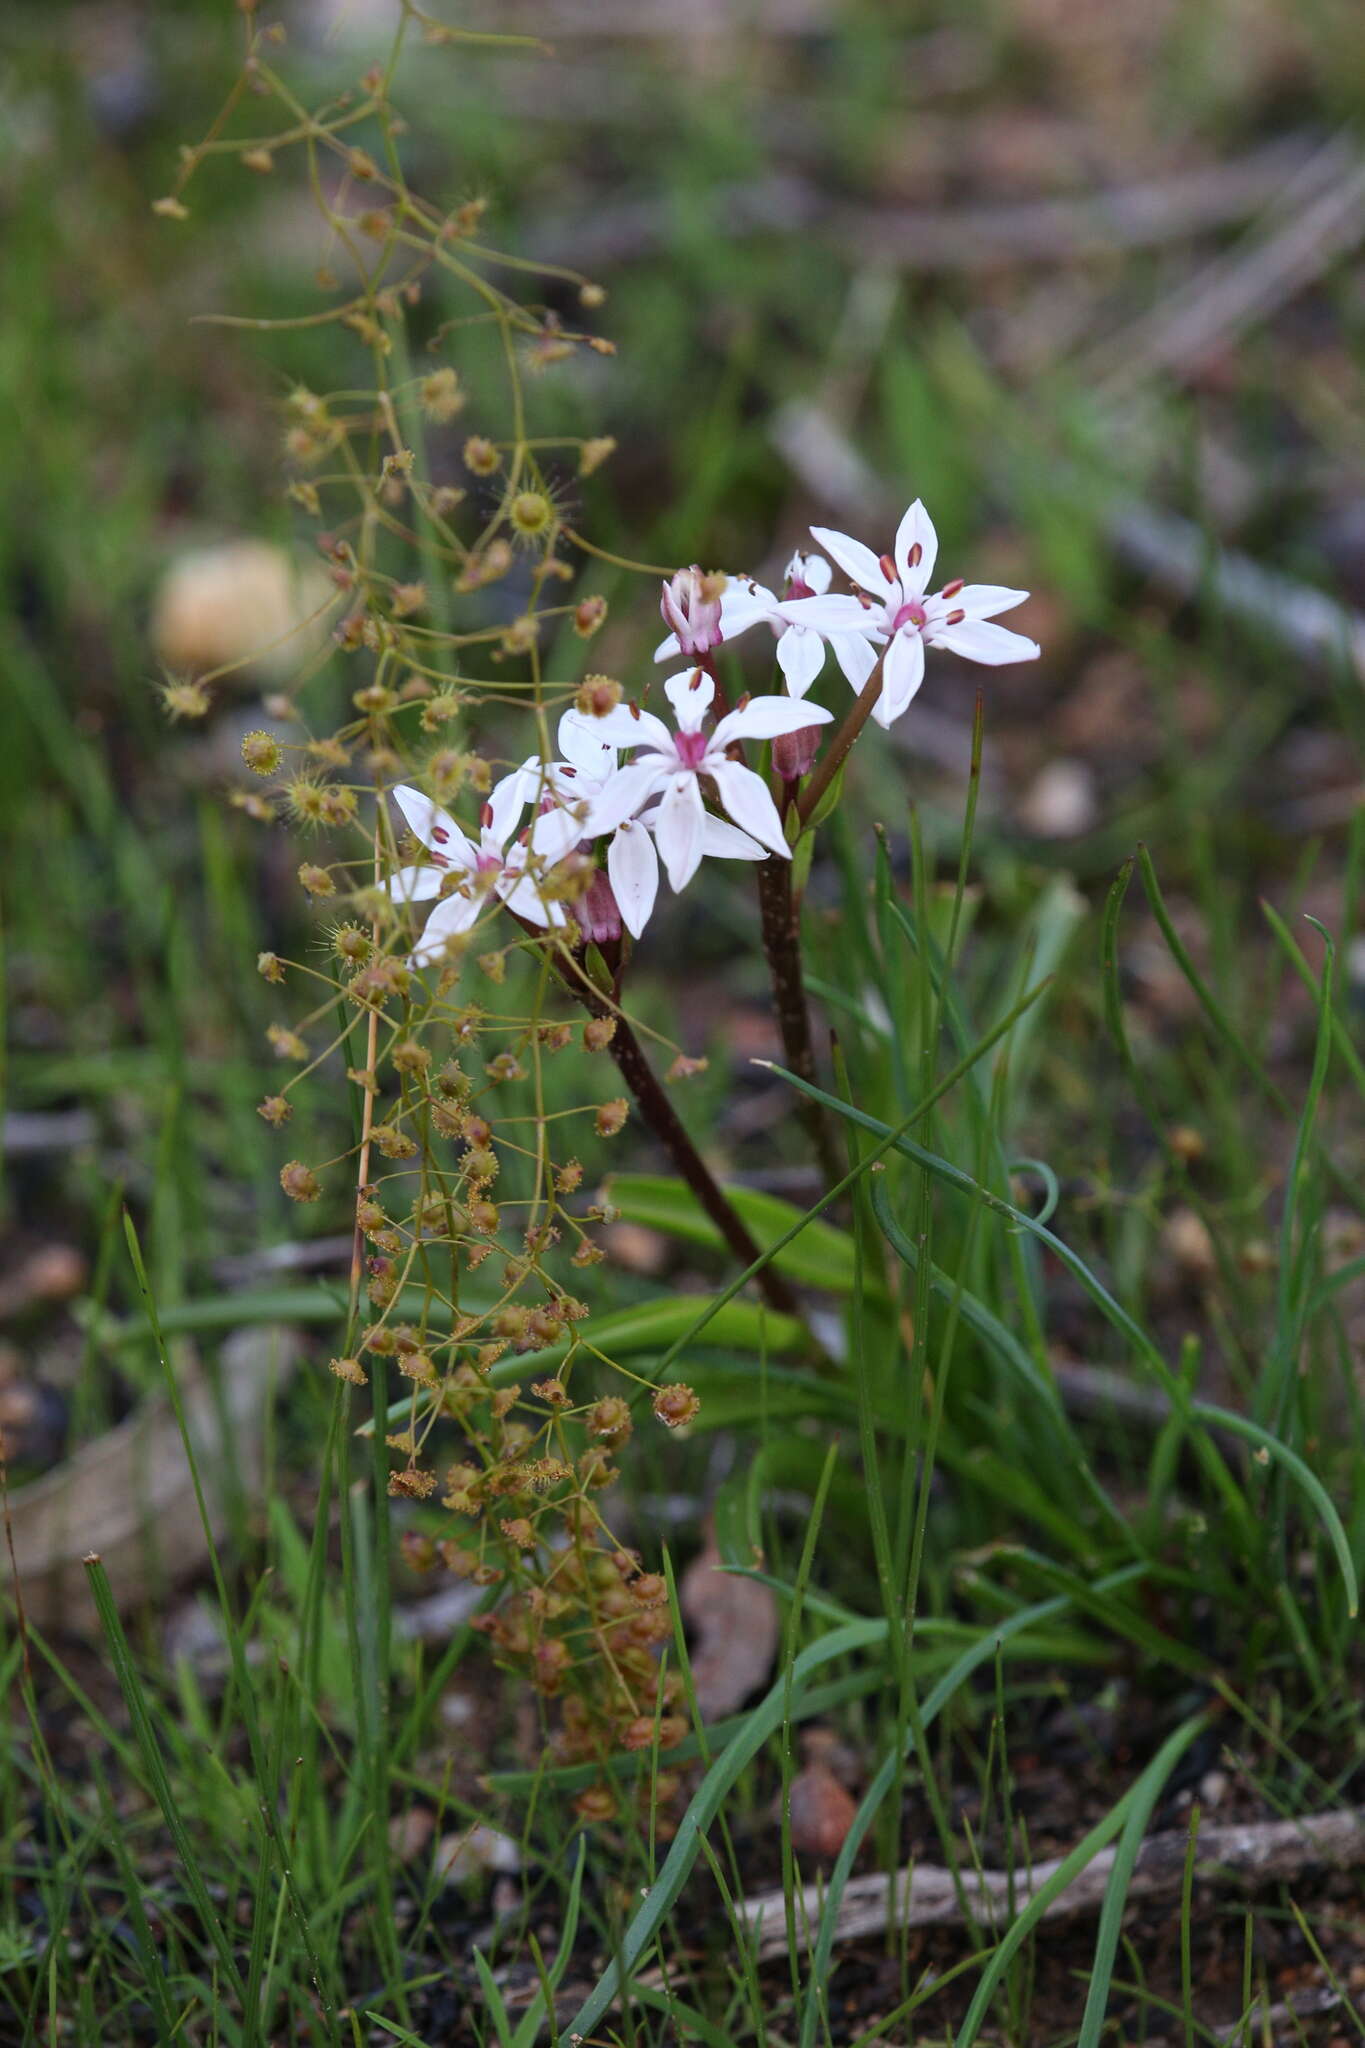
(736, 1807, 1365, 1958)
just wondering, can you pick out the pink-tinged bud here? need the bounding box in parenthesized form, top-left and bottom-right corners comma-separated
(772, 723, 823, 783)
(580, 868, 622, 945)
(660, 566, 724, 656)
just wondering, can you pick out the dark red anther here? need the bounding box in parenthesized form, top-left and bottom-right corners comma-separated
(940, 577, 964, 599)
(878, 552, 897, 582)
(945, 609, 965, 625)
(481, 802, 494, 830)
(431, 825, 450, 843)
(908, 542, 922, 568)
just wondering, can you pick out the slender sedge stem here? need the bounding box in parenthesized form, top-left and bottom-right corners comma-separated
(795, 653, 885, 829)
(557, 958, 802, 1321)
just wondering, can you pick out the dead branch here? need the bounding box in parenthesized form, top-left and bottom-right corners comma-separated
(737, 1807, 1365, 1959)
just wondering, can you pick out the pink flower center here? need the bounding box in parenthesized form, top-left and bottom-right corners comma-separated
(475, 850, 503, 877)
(675, 730, 708, 769)
(891, 599, 927, 634)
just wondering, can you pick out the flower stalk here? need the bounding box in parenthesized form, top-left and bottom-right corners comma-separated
(560, 955, 802, 1322)
(754, 854, 841, 1187)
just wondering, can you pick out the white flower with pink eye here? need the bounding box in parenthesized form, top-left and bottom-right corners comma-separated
(655, 551, 864, 700)
(580, 671, 833, 893)
(545, 709, 764, 938)
(779, 501, 1040, 728)
(388, 772, 582, 965)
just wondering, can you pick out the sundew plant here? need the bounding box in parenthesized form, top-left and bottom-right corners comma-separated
(36, 4, 1361, 2043)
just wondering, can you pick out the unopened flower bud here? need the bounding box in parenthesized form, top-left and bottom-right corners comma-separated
(463, 435, 499, 476)
(573, 1784, 616, 1824)
(420, 367, 464, 422)
(660, 566, 723, 656)
(573, 596, 607, 638)
(280, 1161, 321, 1202)
(257, 1094, 292, 1126)
(595, 1098, 629, 1137)
(298, 862, 335, 898)
(587, 1397, 632, 1447)
(773, 723, 823, 783)
(576, 673, 621, 718)
(580, 870, 622, 946)
(652, 1383, 700, 1429)
(242, 730, 283, 775)
(257, 951, 285, 984)
(330, 1356, 368, 1386)
(583, 1016, 616, 1053)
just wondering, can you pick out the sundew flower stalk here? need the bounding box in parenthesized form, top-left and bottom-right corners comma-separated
(161, 14, 1039, 1805)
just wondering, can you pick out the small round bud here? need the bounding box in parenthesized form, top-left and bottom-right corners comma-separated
(595, 1099, 629, 1137)
(160, 679, 211, 721)
(573, 596, 607, 638)
(583, 1016, 616, 1053)
(298, 863, 335, 898)
(579, 282, 607, 309)
(242, 730, 283, 775)
(652, 1383, 700, 1429)
(587, 1396, 632, 1448)
(257, 951, 286, 984)
(573, 1785, 616, 1824)
(509, 490, 552, 537)
(576, 673, 621, 718)
(420, 367, 464, 421)
(257, 1094, 292, 1126)
(280, 1161, 321, 1202)
(463, 436, 499, 476)
(330, 1355, 368, 1385)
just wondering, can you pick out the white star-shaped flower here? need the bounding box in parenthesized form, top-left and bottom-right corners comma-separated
(549, 708, 765, 937)
(388, 771, 582, 965)
(779, 501, 1040, 727)
(578, 671, 832, 893)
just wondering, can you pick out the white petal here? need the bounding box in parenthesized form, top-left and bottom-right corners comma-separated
(802, 552, 832, 595)
(410, 888, 483, 964)
(874, 628, 925, 727)
(719, 581, 777, 639)
(893, 500, 938, 596)
(653, 629, 683, 664)
(558, 710, 616, 775)
(709, 759, 790, 858)
(779, 592, 882, 635)
(938, 583, 1031, 622)
(653, 774, 707, 892)
(928, 619, 1041, 666)
(582, 702, 675, 755)
(388, 863, 447, 903)
(392, 784, 472, 862)
(663, 668, 716, 732)
(579, 760, 667, 837)
(698, 813, 766, 860)
(775, 623, 825, 698)
(809, 525, 893, 600)
(486, 763, 538, 846)
(526, 803, 586, 865)
(714, 692, 833, 747)
(829, 631, 882, 694)
(499, 871, 566, 927)
(607, 821, 659, 938)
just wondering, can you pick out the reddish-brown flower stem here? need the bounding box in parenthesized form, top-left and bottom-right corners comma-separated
(795, 654, 885, 829)
(557, 958, 802, 1321)
(755, 855, 842, 1187)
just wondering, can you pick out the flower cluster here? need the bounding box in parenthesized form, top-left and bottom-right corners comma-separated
(388, 504, 1039, 964)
